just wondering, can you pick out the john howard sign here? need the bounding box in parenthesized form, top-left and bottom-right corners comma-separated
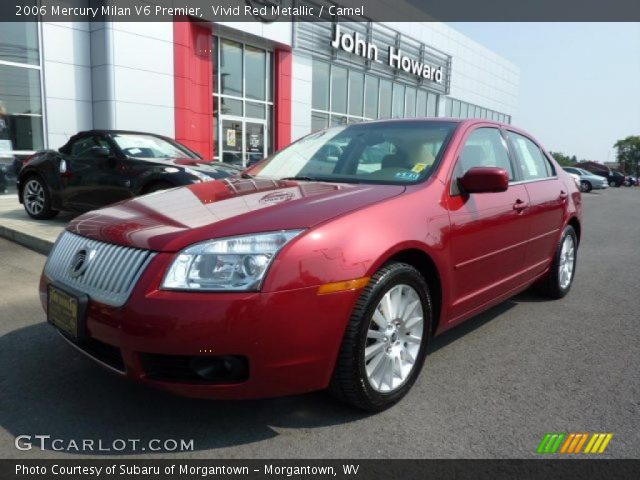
(330, 24, 444, 84)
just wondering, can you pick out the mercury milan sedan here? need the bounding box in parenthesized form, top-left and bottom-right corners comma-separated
(40, 119, 582, 411)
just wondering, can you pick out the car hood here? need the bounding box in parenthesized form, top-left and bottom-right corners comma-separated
(67, 178, 405, 252)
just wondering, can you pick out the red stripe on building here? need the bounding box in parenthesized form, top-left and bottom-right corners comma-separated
(274, 49, 292, 150)
(173, 19, 213, 159)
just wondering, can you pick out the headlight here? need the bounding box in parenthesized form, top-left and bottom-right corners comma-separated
(161, 230, 305, 291)
(184, 167, 214, 182)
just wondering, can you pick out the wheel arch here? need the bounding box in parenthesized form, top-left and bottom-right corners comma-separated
(17, 169, 45, 203)
(376, 247, 443, 335)
(567, 216, 581, 245)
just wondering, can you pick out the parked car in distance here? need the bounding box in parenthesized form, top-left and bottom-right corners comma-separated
(574, 162, 625, 187)
(588, 168, 625, 187)
(18, 130, 242, 219)
(607, 170, 626, 187)
(40, 119, 582, 411)
(562, 167, 608, 192)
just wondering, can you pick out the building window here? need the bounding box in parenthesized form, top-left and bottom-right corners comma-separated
(0, 22, 44, 164)
(443, 96, 511, 124)
(348, 71, 364, 117)
(213, 36, 273, 166)
(310, 60, 441, 131)
(330, 65, 348, 114)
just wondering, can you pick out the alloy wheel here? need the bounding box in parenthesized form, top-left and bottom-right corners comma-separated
(558, 234, 576, 290)
(23, 179, 45, 216)
(365, 284, 424, 393)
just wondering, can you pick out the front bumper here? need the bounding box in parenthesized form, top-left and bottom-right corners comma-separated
(40, 253, 361, 399)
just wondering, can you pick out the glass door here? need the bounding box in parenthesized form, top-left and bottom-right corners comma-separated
(219, 117, 266, 167)
(245, 122, 266, 167)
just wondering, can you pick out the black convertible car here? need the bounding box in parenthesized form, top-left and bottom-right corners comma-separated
(18, 130, 241, 219)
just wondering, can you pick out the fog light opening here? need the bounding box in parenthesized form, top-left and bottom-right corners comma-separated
(189, 356, 248, 382)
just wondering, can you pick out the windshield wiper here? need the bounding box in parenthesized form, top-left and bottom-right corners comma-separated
(280, 176, 318, 181)
(240, 172, 254, 179)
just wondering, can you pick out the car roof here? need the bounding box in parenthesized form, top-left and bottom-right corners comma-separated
(59, 130, 179, 153)
(356, 117, 522, 131)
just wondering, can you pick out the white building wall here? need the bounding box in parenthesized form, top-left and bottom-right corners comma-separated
(214, 21, 293, 47)
(92, 22, 175, 137)
(41, 22, 93, 149)
(291, 53, 313, 142)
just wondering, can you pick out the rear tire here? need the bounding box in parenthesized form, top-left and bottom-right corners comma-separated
(580, 181, 592, 193)
(537, 225, 578, 299)
(21, 175, 59, 220)
(329, 262, 432, 411)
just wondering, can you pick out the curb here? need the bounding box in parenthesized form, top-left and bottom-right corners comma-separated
(0, 224, 53, 255)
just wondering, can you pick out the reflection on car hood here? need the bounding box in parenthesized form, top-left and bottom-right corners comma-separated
(67, 178, 405, 252)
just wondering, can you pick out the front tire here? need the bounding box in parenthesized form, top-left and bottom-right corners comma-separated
(580, 181, 592, 193)
(329, 262, 432, 411)
(22, 175, 58, 219)
(537, 225, 578, 299)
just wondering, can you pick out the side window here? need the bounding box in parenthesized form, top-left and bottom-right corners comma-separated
(509, 132, 554, 180)
(70, 136, 110, 157)
(454, 127, 514, 182)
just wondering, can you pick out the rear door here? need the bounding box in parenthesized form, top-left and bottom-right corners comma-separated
(506, 130, 566, 279)
(446, 126, 531, 323)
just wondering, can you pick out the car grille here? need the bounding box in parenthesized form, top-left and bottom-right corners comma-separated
(44, 231, 156, 307)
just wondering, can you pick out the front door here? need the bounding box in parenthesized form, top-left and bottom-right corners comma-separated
(446, 126, 532, 324)
(220, 117, 267, 168)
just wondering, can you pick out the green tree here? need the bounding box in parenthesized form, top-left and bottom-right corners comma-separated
(614, 136, 640, 176)
(550, 151, 575, 166)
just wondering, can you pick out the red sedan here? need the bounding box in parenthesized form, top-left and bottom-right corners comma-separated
(40, 119, 582, 411)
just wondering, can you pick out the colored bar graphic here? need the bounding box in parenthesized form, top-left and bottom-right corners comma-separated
(537, 434, 553, 454)
(537, 433, 565, 454)
(539, 433, 613, 454)
(584, 433, 614, 454)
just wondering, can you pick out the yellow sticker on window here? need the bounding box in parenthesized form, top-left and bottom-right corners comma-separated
(412, 163, 428, 173)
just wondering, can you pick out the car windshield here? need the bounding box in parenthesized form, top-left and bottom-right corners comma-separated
(111, 134, 197, 159)
(248, 121, 457, 185)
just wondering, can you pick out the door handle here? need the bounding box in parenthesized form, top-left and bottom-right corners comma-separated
(559, 190, 568, 199)
(513, 199, 528, 212)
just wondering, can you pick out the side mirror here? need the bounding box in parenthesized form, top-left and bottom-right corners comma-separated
(458, 166, 509, 194)
(88, 146, 111, 159)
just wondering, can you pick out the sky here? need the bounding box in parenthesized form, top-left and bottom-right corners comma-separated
(448, 23, 640, 163)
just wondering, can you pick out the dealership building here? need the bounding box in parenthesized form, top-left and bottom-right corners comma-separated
(0, 14, 520, 165)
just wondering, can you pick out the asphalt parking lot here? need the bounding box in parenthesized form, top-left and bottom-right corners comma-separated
(0, 188, 638, 459)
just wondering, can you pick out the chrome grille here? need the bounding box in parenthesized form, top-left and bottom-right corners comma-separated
(44, 231, 156, 307)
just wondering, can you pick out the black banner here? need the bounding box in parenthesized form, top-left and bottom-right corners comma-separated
(3, 459, 640, 480)
(1, 0, 640, 22)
